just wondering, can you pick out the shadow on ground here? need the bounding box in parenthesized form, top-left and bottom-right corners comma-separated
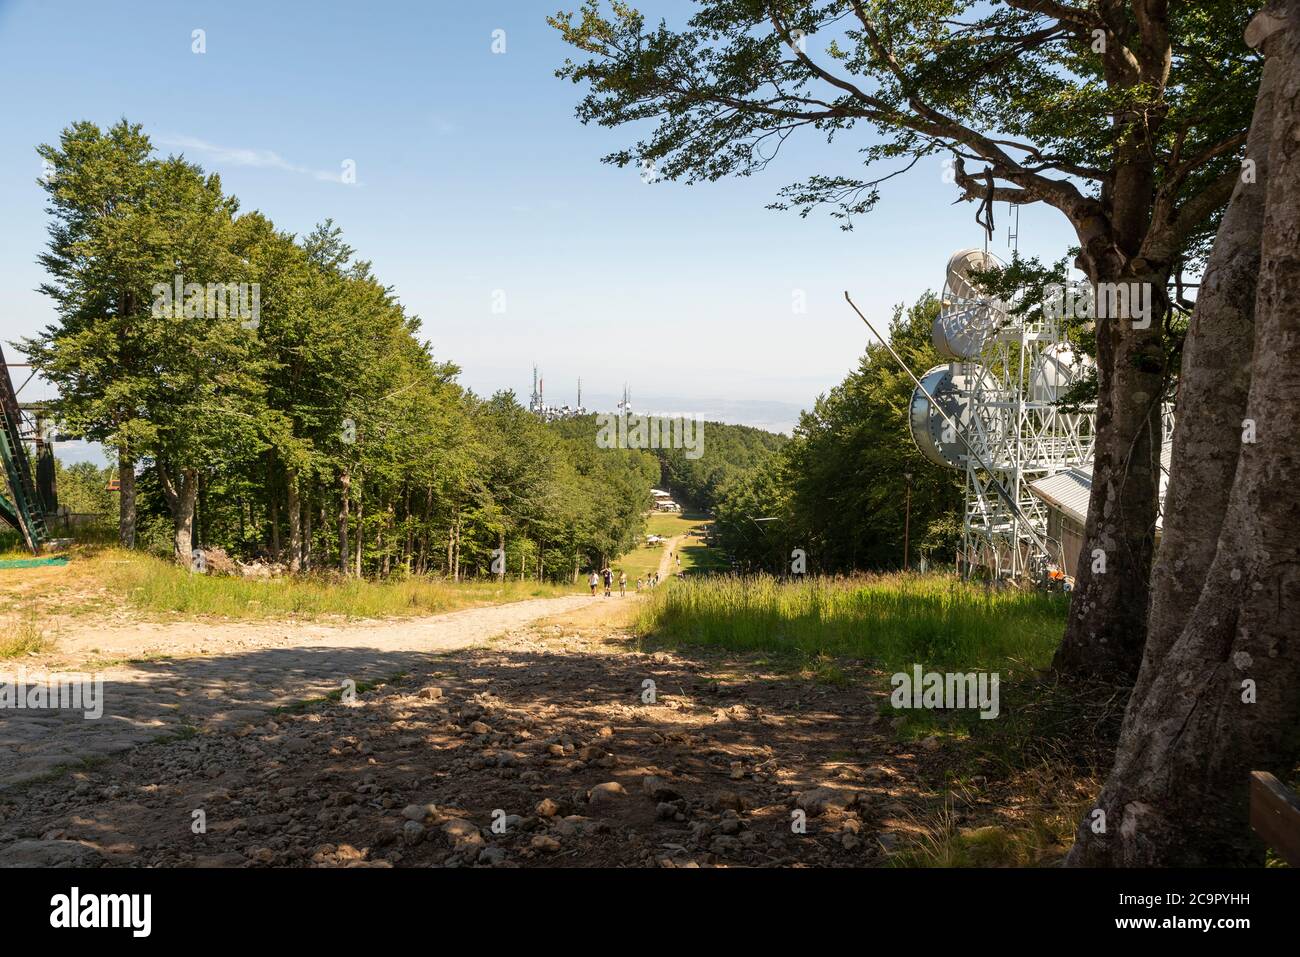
(0, 636, 916, 868)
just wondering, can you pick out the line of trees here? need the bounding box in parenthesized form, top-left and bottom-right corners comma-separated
(650, 420, 786, 513)
(26, 120, 656, 580)
(551, 0, 1256, 678)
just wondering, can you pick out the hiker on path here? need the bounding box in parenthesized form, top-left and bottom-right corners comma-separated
(619, 571, 627, 596)
(602, 567, 613, 597)
(588, 570, 599, 596)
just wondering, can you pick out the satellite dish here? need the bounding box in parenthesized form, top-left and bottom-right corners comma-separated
(932, 248, 1008, 359)
(1030, 342, 1092, 403)
(908, 364, 980, 469)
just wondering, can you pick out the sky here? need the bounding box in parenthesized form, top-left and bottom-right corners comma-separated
(0, 0, 1078, 459)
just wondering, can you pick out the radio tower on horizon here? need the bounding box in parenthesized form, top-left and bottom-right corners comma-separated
(530, 364, 543, 415)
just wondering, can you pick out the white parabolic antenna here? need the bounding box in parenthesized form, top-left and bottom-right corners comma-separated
(1030, 342, 1093, 403)
(908, 363, 981, 469)
(932, 248, 1008, 359)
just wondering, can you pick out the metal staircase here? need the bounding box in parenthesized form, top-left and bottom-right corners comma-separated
(0, 343, 48, 552)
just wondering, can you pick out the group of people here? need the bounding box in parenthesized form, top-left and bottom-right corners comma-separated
(587, 543, 686, 598)
(588, 567, 625, 597)
(587, 567, 663, 597)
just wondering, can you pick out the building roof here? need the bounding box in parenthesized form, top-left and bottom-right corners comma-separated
(1028, 468, 1092, 525)
(1028, 442, 1174, 530)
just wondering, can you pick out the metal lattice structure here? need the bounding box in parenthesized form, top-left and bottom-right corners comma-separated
(953, 313, 1094, 580)
(909, 249, 1094, 581)
(0, 344, 49, 553)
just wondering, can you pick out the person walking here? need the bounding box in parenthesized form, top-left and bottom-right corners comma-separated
(602, 566, 613, 597)
(618, 570, 627, 596)
(588, 570, 599, 596)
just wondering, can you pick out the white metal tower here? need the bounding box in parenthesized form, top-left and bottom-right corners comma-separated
(910, 249, 1095, 580)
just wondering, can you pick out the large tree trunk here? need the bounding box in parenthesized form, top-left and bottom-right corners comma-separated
(1129, 16, 1279, 713)
(453, 514, 461, 582)
(158, 465, 198, 565)
(1051, 272, 1167, 682)
(1052, 88, 1173, 683)
(117, 444, 136, 549)
(303, 484, 313, 572)
(1067, 7, 1300, 865)
(353, 476, 364, 578)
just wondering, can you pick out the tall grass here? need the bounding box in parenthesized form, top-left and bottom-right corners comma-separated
(93, 550, 581, 620)
(637, 573, 1067, 674)
(0, 614, 51, 658)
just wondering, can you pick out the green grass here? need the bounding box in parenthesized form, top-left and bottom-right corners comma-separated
(617, 511, 721, 584)
(88, 549, 581, 620)
(636, 572, 1122, 867)
(0, 614, 51, 659)
(617, 541, 666, 583)
(637, 573, 1067, 674)
(645, 511, 702, 537)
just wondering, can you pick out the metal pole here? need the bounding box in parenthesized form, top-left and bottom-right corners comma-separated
(903, 472, 912, 571)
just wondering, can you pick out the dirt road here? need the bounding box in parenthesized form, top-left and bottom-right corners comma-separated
(0, 593, 597, 791)
(0, 600, 918, 869)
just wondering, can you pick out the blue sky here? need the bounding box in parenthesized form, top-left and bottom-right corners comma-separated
(0, 0, 1077, 453)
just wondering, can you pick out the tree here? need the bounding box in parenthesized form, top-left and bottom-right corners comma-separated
(1067, 3, 1299, 866)
(551, 0, 1259, 680)
(30, 120, 160, 548)
(144, 157, 263, 562)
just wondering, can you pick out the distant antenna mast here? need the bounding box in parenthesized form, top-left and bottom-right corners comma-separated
(1008, 202, 1020, 256)
(530, 364, 542, 414)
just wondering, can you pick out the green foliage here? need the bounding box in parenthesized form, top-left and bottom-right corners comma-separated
(26, 120, 658, 581)
(51, 460, 115, 516)
(550, 1, 1254, 268)
(651, 420, 785, 512)
(713, 293, 963, 573)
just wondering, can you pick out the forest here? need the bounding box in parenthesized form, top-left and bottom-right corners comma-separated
(25, 120, 658, 581)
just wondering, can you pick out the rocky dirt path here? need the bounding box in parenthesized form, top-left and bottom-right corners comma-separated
(0, 603, 931, 868)
(0, 594, 597, 791)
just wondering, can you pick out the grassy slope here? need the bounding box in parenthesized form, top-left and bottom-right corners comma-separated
(634, 573, 1115, 866)
(617, 511, 722, 583)
(637, 573, 1067, 673)
(0, 547, 582, 622)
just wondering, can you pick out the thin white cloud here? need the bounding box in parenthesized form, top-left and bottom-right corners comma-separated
(157, 135, 357, 185)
